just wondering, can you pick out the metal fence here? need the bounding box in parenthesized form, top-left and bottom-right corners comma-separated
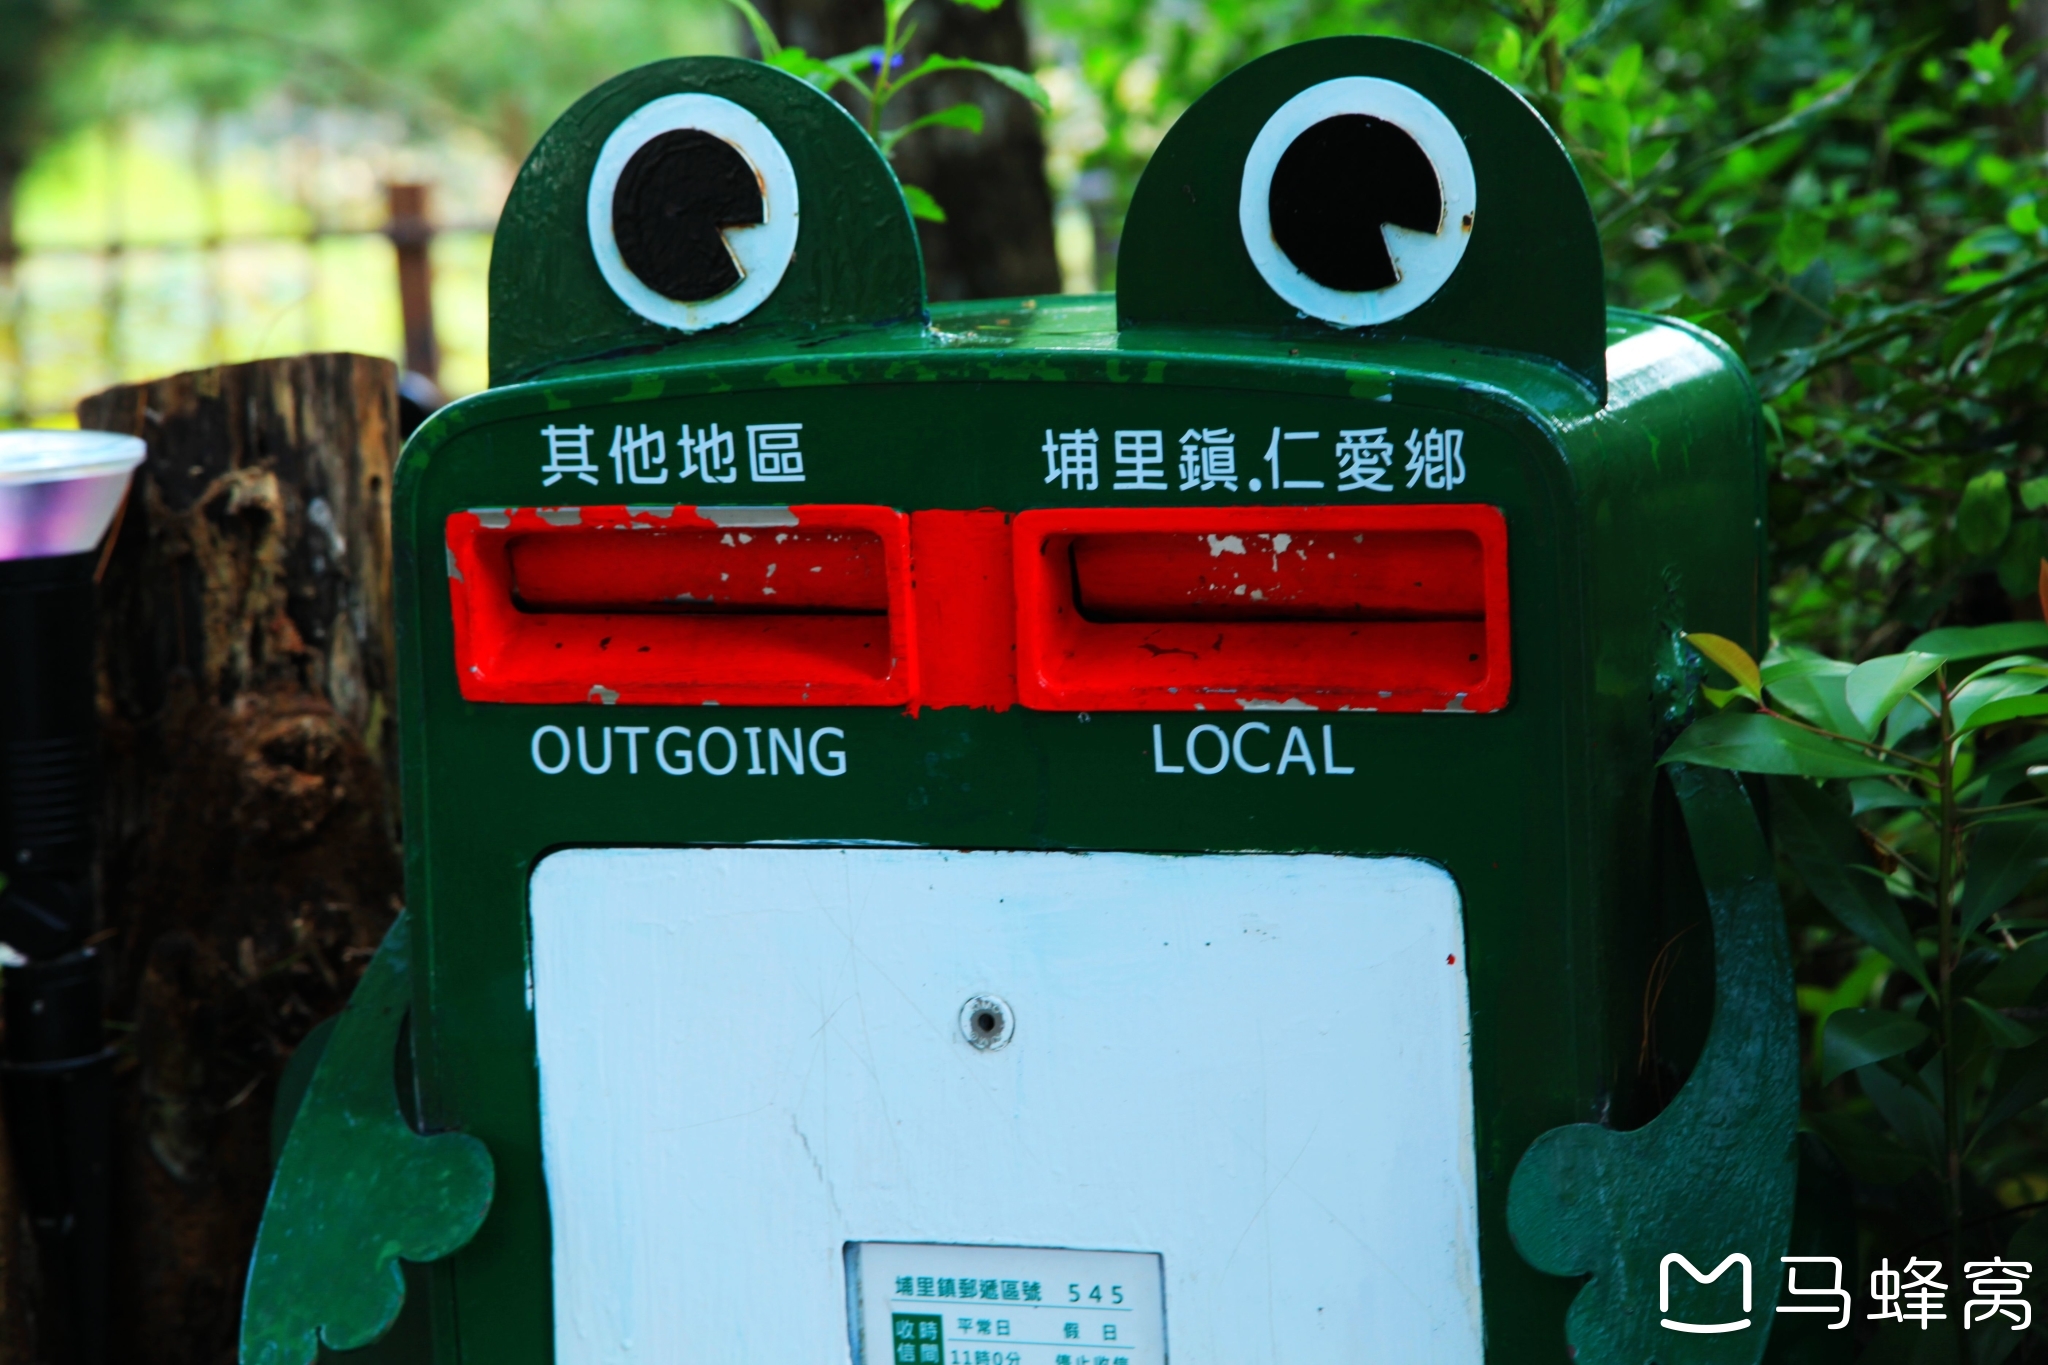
(0, 114, 502, 423)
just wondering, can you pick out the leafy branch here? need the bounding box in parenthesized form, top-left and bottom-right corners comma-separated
(727, 0, 1048, 222)
(1665, 613, 2048, 1272)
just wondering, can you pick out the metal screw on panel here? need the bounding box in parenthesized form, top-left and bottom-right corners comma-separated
(960, 996, 1014, 1051)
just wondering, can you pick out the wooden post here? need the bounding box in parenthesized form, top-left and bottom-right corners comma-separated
(386, 184, 439, 384)
(73, 354, 404, 1363)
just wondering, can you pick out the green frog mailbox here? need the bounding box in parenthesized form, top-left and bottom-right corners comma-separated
(244, 35, 1796, 1365)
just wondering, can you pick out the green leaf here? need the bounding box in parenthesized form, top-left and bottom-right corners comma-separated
(1766, 664, 1872, 741)
(1999, 519, 2044, 597)
(1972, 1039, 2048, 1150)
(899, 55, 1051, 110)
(1959, 653, 2048, 686)
(1959, 694, 2048, 733)
(1845, 652, 1945, 730)
(1820, 1008, 1929, 1084)
(1911, 621, 2048, 660)
(1770, 776, 1934, 992)
(1661, 712, 1900, 779)
(1857, 1059, 1947, 1167)
(2020, 477, 2048, 511)
(1952, 672, 2048, 731)
(1958, 469, 2014, 554)
(1883, 686, 1940, 747)
(1760, 651, 1849, 687)
(1976, 935, 2048, 1007)
(880, 101, 984, 152)
(1685, 631, 1762, 700)
(723, 0, 782, 58)
(1959, 815, 2048, 936)
(900, 183, 947, 222)
(2006, 1178, 2048, 1262)
(947, 0, 1007, 12)
(1966, 996, 2044, 1049)
(1802, 1109, 1926, 1184)
(767, 48, 852, 90)
(1975, 733, 2048, 804)
(825, 48, 886, 88)
(1848, 778, 1927, 814)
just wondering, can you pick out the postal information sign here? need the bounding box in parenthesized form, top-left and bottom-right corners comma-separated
(848, 1244, 1165, 1365)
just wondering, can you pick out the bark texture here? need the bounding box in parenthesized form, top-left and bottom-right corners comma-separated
(752, 0, 1061, 301)
(74, 354, 404, 1365)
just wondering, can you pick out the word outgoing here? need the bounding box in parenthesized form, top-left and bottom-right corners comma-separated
(530, 724, 845, 777)
(1152, 723, 1356, 776)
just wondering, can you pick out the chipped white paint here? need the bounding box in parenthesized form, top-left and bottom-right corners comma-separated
(587, 94, 800, 332)
(1239, 78, 1476, 327)
(586, 684, 619, 706)
(538, 507, 582, 527)
(700, 504, 801, 527)
(531, 847, 1482, 1365)
(473, 508, 512, 529)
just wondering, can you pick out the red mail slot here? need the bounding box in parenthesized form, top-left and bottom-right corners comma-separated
(446, 505, 913, 706)
(1013, 506, 1509, 712)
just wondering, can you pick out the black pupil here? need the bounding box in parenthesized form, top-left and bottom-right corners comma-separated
(612, 129, 765, 303)
(976, 1012, 998, 1033)
(1268, 114, 1443, 293)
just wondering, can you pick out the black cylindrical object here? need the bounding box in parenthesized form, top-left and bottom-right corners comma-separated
(0, 548, 109, 1365)
(0, 551, 100, 922)
(1, 951, 111, 1365)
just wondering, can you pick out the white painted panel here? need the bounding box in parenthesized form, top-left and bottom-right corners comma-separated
(531, 848, 1481, 1365)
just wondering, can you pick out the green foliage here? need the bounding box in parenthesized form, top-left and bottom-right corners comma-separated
(725, 0, 1046, 221)
(1666, 626, 2048, 1287)
(12, 0, 735, 158)
(1038, 0, 2048, 659)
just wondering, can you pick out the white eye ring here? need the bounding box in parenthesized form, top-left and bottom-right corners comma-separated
(587, 93, 800, 332)
(1239, 77, 1476, 328)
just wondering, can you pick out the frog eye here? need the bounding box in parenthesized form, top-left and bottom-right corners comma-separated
(1239, 77, 1476, 328)
(588, 93, 800, 332)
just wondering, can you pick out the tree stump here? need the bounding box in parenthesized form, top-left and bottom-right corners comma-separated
(73, 354, 404, 1365)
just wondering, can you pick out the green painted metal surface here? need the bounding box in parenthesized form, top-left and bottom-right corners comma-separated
(241, 912, 494, 1365)
(1508, 764, 1800, 1363)
(1118, 37, 1609, 399)
(242, 37, 1791, 1364)
(488, 56, 926, 386)
(384, 297, 1767, 1362)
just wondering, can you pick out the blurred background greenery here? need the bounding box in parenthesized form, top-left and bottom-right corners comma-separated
(7, 0, 2048, 1352)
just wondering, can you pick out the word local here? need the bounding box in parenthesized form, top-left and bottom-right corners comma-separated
(1042, 426, 1466, 494)
(530, 724, 846, 777)
(539, 420, 805, 488)
(1153, 722, 1356, 777)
